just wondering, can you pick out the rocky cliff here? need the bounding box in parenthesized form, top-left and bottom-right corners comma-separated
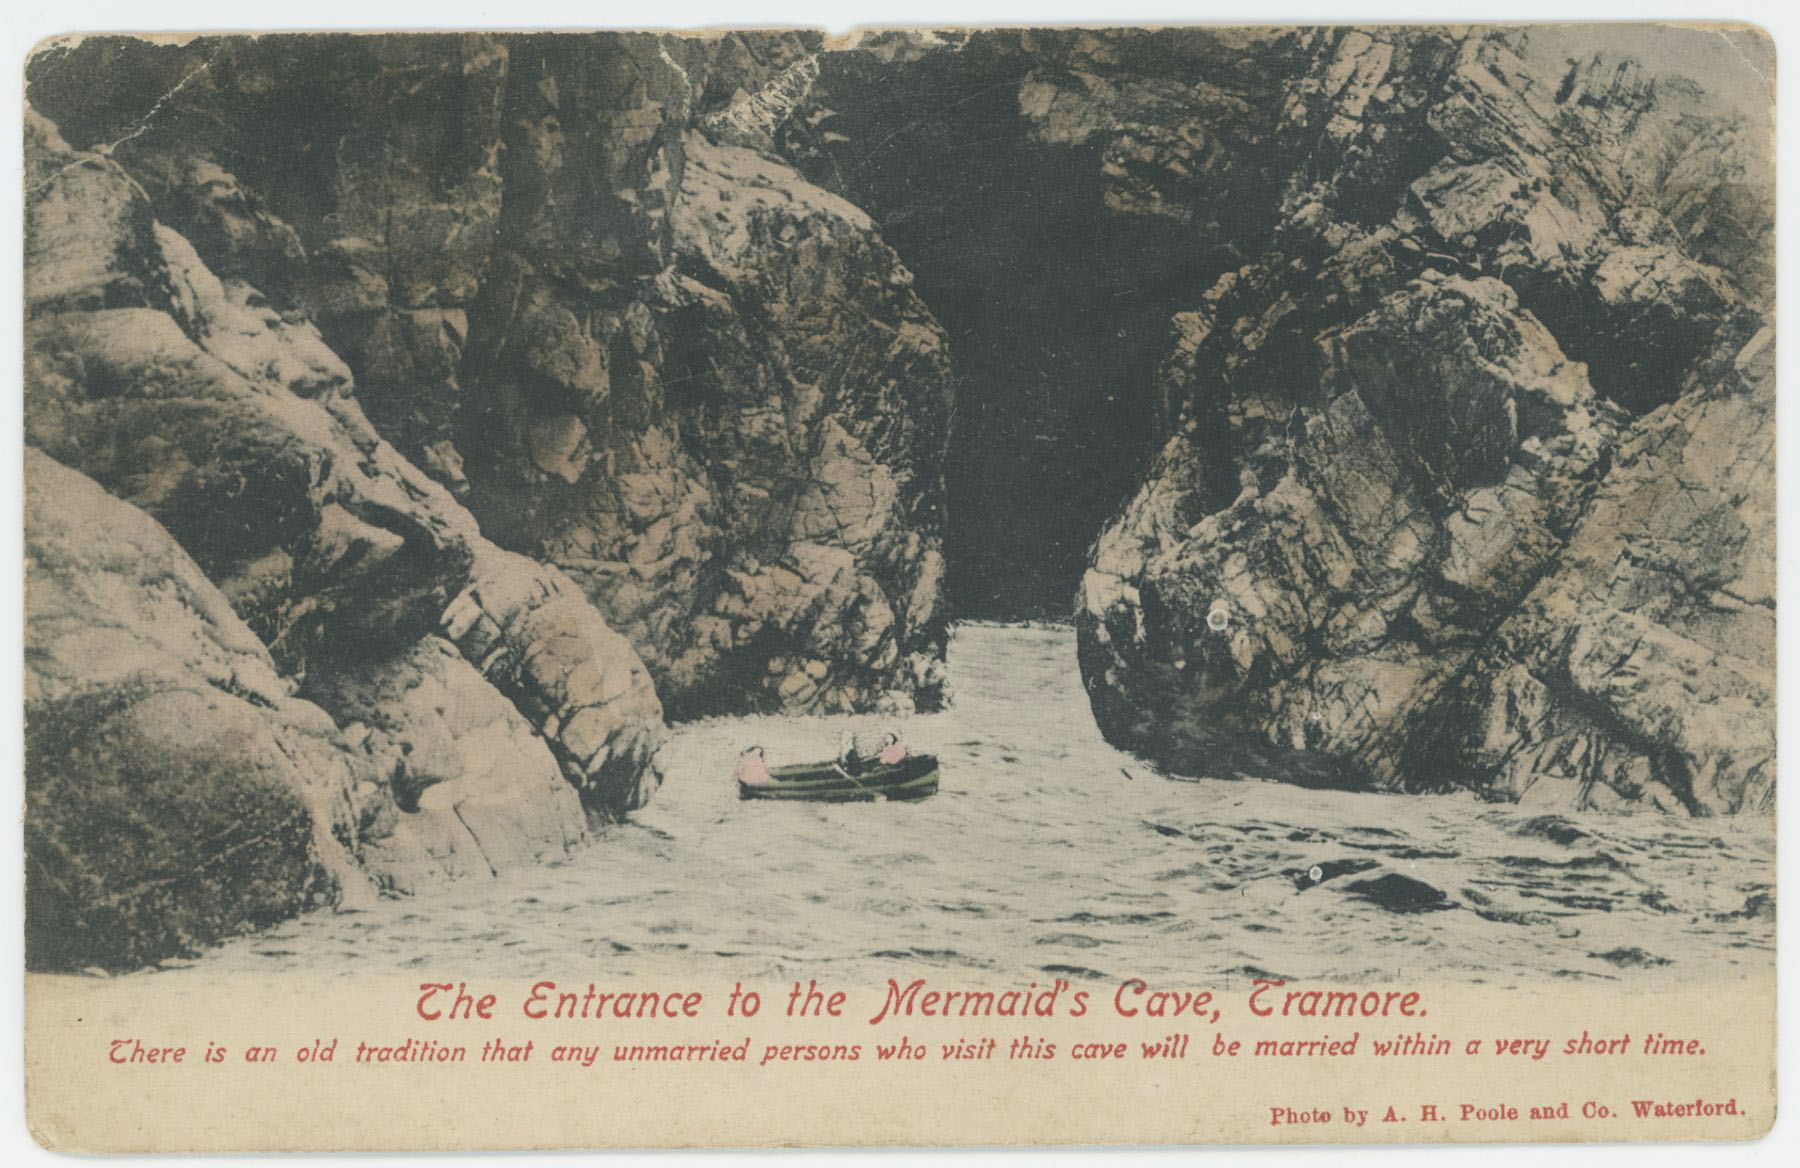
(28, 32, 954, 719)
(766, 26, 1770, 812)
(24, 104, 672, 966)
(24, 30, 953, 968)
(1064, 28, 1772, 813)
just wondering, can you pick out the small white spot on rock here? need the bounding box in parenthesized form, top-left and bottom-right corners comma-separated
(1206, 604, 1231, 632)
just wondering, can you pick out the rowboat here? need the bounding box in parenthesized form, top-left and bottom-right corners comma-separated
(738, 754, 939, 802)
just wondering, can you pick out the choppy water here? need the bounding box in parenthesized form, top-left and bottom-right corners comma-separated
(173, 623, 1773, 987)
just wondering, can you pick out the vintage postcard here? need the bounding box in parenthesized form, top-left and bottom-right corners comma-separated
(20, 21, 1776, 1151)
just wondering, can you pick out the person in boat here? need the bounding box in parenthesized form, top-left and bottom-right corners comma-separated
(875, 731, 908, 766)
(839, 729, 881, 772)
(735, 745, 772, 786)
(839, 729, 907, 772)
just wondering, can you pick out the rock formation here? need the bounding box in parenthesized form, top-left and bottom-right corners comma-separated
(25, 85, 663, 967)
(768, 26, 1770, 812)
(23, 29, 961, 967)
(1421, 326, 1774, 814)
(28, 449, 595, 967)
(27, 32, 954, 718)
(1070, 28, 1772, 812)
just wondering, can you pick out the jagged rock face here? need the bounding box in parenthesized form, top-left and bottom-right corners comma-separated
(1072, 26, 1772, 813)
(24, 107, 666, 822)
(1083, 272, 1621, 788)
(24, 450, 603, 966)
(1419, 329, 1775, 814)
(24, 91, 672, 965)
(440, 545, 667, 812)
(25, 449, 354, 969)
(495, 131, 953, 717)
(26, 31, 954, 718)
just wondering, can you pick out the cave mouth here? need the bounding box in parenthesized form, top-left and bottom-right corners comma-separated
(783, 46, 1241, 622)
(932, 221, 1190, 622)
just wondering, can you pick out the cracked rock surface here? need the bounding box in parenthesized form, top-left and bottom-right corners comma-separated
(1070, 27, 1771, 812)
(24, 96, 666, 968)
(26, 448, 363, 969)
(27, 32, 953, 719)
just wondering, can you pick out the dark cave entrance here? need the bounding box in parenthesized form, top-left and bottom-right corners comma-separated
(929, 216, 1198, 621)
(784, 46, 1241, 620)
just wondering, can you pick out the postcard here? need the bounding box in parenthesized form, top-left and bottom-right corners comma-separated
(20, 21, 1776, 1150)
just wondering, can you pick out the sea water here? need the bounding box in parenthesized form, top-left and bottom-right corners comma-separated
(163, 623, 1774, 988)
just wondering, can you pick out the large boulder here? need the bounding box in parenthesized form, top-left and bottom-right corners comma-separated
(25, 450, 365, 969)
(441, 546, 666, 815)
(306, 637, 587, 891)
(1081, 272, 1619, 788)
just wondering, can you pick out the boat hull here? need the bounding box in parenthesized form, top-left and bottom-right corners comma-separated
(738, 754, 939, 802)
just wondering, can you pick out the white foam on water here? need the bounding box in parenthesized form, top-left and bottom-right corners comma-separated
(166, 624, 1774, 988)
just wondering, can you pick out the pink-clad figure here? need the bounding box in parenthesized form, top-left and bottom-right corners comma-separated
(876, 732, 908, 766)
(735, 745, 772, 786)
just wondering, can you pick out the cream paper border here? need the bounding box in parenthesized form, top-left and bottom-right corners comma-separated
(9, 4, 1793, 1159)
(24, 972, 1776, 1150)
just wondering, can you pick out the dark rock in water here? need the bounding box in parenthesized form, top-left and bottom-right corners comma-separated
(1343, 873, 1455, 914)
(1590, 946, 1671, 968)
(1510, 816, 1593, 847)
(1716, 892, 1775, 923)
(1285, 858, 1380, 891)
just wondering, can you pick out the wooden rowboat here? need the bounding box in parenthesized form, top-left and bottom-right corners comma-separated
(738, 754, 939, 802)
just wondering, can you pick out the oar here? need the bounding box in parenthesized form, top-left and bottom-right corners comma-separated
(831, 762, 879, 797)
